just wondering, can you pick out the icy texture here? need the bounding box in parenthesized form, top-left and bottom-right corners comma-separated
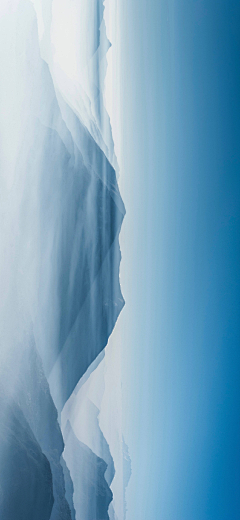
(0, 0, 125, 518)
(63, 422, 113, 520)
(0, 389, 54, 520)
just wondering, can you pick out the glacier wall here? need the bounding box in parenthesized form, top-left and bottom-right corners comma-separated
(0, 0, 126, 518)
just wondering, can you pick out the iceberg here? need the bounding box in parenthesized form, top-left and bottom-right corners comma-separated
(0, 0, 126, 518)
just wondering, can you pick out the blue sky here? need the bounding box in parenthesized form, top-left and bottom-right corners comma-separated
(119, 0, 240, 518)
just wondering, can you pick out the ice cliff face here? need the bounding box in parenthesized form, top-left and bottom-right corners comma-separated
(0, 0, 125, 518)
(14, 342, 73, 520)
(0, 388, 54, 520)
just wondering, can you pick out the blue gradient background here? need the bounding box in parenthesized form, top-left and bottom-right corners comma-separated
(119, 0, 240, 518)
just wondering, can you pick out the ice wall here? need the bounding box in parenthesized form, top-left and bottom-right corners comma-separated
(0, 0, 125, 518)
